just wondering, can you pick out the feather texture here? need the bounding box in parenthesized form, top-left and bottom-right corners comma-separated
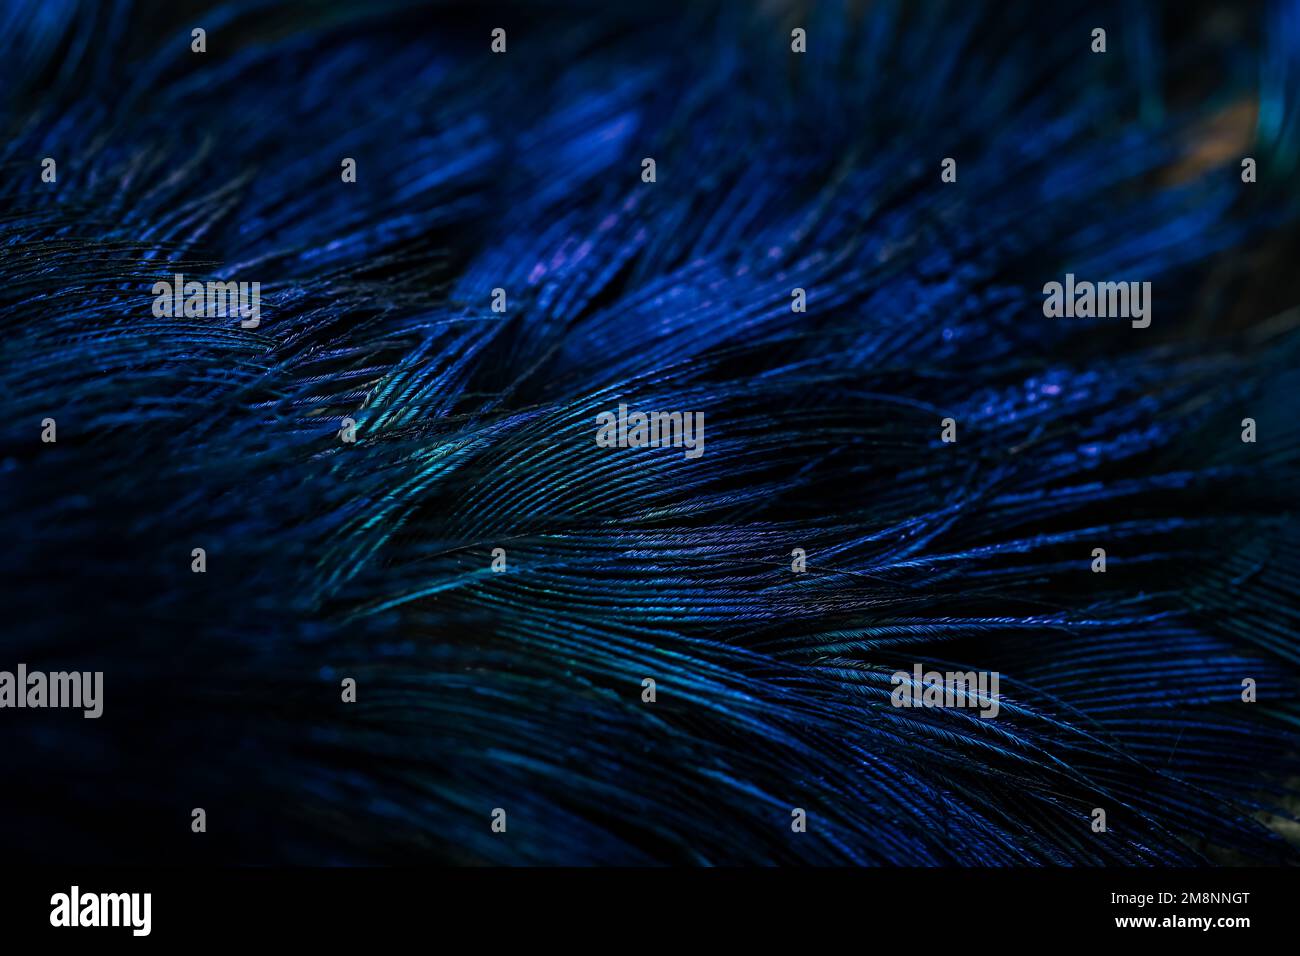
(2, 0, 1299, 865)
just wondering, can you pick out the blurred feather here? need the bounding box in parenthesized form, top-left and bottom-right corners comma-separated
(1, 0, 1299, 865)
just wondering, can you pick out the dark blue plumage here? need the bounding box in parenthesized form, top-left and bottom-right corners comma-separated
(1, 0, 1299, 865)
